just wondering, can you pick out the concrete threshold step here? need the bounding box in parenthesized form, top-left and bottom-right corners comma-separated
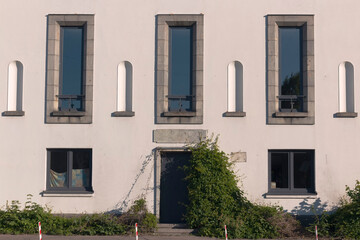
(156, 223, 194, 236)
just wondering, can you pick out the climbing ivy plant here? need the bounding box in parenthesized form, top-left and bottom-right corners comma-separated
(184, 137, 294, 239)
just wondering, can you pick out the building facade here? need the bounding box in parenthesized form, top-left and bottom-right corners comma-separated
(1, 0, 359, 221)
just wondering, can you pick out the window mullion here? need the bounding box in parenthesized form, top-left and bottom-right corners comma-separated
(59, 27, 64, 97)
(289, 152, 294, 191)
(68, 151, 73, 190)
(46, 150, 51, 190)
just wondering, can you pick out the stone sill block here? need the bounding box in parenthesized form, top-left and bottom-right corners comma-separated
(2, 111, 25, 116)
(223, 111, 246, 117)
(51, 111, 86, 117)
(274, 112, 308, 118)
(162, 111, 196, 117)
(334, 112, 358, 118)
(111, 111, 135, 117)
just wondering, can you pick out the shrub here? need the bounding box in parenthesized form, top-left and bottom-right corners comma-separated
(0, 195, 157, 235)
(184, 137, 298, 239)
(309, 180, 360, 239)
(0, 195, 53, 234)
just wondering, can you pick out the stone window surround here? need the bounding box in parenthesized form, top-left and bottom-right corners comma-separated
(46, 14, 94, 124)
(156, 14, 204, 124)
(266, 15, 314, 125)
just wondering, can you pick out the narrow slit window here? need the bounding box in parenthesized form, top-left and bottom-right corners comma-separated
(59, 26, 84, 111)
(168, 27, 193, 112)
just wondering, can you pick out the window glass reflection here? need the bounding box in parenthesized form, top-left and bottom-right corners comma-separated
(169, 27, 192, 111)
(271, 153, 289, 189)
(72, 150, 91, 188)
(294, 152, 312, 189)
(50, 151, 68, 188)
(60, 27, 84, 111)
(279, 27, 303, 111)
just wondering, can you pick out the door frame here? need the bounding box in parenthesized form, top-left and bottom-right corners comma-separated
(154, 147, 190, 220)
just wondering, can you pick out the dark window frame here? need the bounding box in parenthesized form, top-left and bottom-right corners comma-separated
(168, 26, 194, 112)
(46, 148, 93, 193)
(278, 26, 304, 112)
(268, 149, 315, 195)
(59, 26, 85, 112)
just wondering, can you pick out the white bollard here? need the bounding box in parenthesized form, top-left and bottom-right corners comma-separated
(225, 225, 228, 240)
(315, 225, 318, 240)
(38, 222, 42, 240)
(135, 222, 138, 240)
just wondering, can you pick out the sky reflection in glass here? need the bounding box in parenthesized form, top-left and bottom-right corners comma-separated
(169, 27, 192, 111)
(60, 27, 84, 110)
(279, 27, 302, 96)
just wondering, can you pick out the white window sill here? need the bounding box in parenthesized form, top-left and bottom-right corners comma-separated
(264, 194, 317, 199)
(42, 192, 94, 197)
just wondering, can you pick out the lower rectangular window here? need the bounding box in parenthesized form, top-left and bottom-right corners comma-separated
(268, 150, 315, 194)
(47, 149, 93, 193)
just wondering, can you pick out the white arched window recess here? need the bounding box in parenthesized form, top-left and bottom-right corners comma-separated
(3, 61, 24, 116)
(335, 61, 357, 118)
(112, 61, 134, 117)
(223, 61, 246, 117)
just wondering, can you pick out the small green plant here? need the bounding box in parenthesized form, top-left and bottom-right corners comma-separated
(119, 198, 157, 232)
(184, 136, 299, 239)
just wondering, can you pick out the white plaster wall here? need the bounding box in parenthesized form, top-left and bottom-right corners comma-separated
(0, 0, 360, 215)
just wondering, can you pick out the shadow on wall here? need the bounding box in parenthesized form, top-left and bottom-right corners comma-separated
(290, 198, 329, 216)
(289, 198, 335, 226)
(108, 151, 154, 214)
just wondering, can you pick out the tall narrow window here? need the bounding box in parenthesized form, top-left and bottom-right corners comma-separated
(266, 15, 314, 125)
(335, 62, 357, 118)
(279, 27, 303, 112)
(155, 14, 203, 124)
(46, 14, 94, 124)
(168, 27, 193, 112)
(3, 61, 24, 116)
(59, 27, 84, 111)
(224, 61, 245, 117)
